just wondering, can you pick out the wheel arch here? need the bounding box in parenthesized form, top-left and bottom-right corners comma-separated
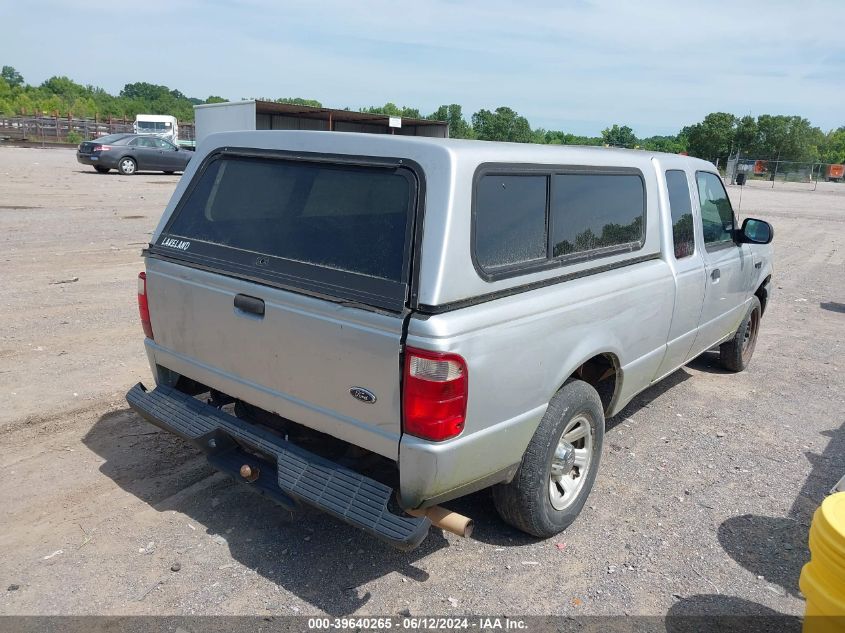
(553, 348, 623, 417)
(755, 274, 771, 315)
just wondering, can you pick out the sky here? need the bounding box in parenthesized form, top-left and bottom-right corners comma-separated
(1, 0, 843, 137)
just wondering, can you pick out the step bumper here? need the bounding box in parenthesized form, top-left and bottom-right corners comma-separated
(126, 382, 430, 550)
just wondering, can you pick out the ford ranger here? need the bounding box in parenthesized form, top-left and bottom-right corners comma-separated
(126, 131, 773, 549)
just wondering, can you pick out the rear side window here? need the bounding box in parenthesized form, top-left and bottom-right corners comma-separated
(130, 137, 157, 148)
(665, 170, 695, 259)
(473, 168, 646, 278)
(157, 154, 417, 311)
(550, 174, 644, 258)
(475, 175, 547, 270)
(696, 171, 735, 250)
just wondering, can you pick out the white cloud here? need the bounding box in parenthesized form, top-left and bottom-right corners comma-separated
(3, 0, 843, 135)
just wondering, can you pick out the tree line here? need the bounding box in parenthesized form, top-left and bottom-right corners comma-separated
(2, 65, 843, 164)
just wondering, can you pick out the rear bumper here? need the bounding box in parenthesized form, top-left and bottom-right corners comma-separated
(143, 339, 540, 511)
(125, 382, 430, 550)
(77, 152, 119, 168)
(76, 153, 97, 166)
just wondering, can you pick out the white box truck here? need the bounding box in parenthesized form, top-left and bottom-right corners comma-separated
(134, 114, 179, 145)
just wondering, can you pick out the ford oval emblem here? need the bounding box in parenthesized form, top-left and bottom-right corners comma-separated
(349, 387, 377, 404)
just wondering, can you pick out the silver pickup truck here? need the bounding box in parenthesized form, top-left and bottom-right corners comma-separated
(127, 131, 773, 549)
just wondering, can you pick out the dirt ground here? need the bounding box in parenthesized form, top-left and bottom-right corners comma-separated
(0, 147, 843, 618)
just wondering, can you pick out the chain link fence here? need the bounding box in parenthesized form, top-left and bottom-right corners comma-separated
(725, 156, 844, 190)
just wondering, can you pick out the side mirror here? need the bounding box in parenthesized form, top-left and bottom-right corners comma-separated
(740, 218, 773, 244)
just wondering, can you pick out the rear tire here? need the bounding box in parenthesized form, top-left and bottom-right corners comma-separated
(118, 157, 137, 175)
(719, 296, 762, 372)
(94, 166, 110, 174)
(493, 379, 604, 538)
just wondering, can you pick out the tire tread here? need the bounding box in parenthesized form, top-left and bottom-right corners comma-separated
(493, 379, 604, 538)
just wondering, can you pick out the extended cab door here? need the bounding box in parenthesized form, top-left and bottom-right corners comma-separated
(686, 171, 750, 359)
(653, 167, 706, 380)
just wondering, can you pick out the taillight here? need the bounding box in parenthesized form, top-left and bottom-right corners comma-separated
(93, 144, 111, 152)
(403, 347, 468, 441)
(137, 272, 154, 339)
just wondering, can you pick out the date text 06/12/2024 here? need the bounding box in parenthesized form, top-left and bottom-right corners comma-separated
(307, 617, 528, 630)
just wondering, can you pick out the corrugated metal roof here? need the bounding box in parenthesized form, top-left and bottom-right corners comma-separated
(250, 100, 446, 128)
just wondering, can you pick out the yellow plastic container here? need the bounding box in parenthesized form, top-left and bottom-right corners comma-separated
(800, 492, 845, 633)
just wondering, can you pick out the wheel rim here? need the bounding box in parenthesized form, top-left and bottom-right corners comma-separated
(121, 159, 135, 174)
(548, 413, 593, 511)
(741, 307, 760, 358)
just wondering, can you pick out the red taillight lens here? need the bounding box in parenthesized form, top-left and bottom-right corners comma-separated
(402, 347, 467, 441)
(93, 144, 111, 152)
(137, 272, 154, 339)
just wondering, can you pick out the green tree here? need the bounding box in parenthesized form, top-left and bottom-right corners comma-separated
(205, 96, 228, 104)
(119, 81, 172, 101)
(429, 104, 474, 139)
(530, 127, 549, 144)
(361, 102, 421, 118)
(640, 134, 687, 154)
(819, 127, 845, 164)
(362, 102, 401, 116)
(601, 124, 637, 147)
(734, 115, 758, 155)
(684, 112, 737, 163)
(40, 76, 86, 100)
(755, 115, 821, 161)
(1, 65, 24, 88)
(471, 106, 531, 143)
(275, 97, 323, 107)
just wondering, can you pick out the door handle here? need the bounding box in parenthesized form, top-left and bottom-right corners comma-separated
(755, 261, 762, 269)
(234, 294, 265, 316)
(710, 268, 721, 281)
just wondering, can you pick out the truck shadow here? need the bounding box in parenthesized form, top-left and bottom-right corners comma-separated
(820, 301, 845, 314)
(685, 351, 734, 375)
(608, 366, 693, 431)
(716, 421, 844, 598)
(456, 368, 694, 546)
(77, 170, 181, 177)
(664, 594, 800, 632)
(82, 407, 447, 616)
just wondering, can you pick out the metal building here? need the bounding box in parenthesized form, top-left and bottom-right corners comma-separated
(194, 100, 448, 145)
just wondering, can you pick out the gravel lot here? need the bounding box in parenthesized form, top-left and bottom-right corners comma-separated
(0, 147, 843, 618)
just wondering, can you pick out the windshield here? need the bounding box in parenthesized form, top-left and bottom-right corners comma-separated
(136, 121, 172, 131)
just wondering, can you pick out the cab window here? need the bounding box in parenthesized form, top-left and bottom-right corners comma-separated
(665, 170, 694, 259)
(696, 171, 735, 250)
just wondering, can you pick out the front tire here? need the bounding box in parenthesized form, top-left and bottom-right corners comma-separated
(719, 296, 762, 372)
(118, 157, 137, 175)
(493, 379, 604, 538)
(94, 166, 110, 174)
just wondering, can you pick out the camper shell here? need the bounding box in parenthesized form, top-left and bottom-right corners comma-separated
(127, 131, 773, 549)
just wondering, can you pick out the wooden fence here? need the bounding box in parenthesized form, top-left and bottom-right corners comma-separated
(0, 115, 195, 144)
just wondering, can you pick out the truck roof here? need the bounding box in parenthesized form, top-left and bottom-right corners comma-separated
(197, 130, 715, 172)
(135, 114, 177, 122)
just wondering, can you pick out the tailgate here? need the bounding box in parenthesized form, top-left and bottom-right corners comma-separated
(143, 150, 421, 460)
